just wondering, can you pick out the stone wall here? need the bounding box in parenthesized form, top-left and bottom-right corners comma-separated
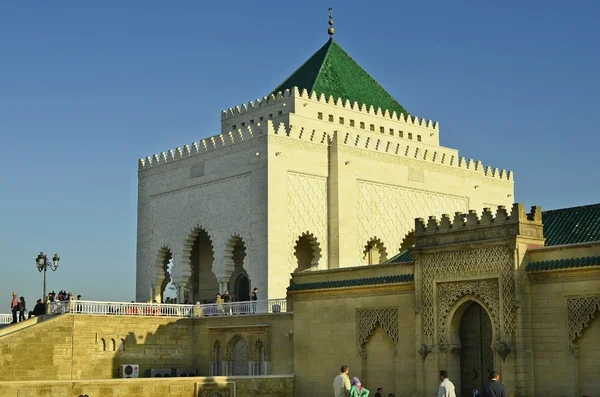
(529, 278, 600, 397)
(73, 315, 196, 379)
(288, 265, 416, 397)
(0, 375, 294, 397)
(0, 315, 73, 381)
(0, 312, 293, 382)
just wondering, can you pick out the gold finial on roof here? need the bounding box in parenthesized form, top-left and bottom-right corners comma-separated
(328, 7, 335, 38)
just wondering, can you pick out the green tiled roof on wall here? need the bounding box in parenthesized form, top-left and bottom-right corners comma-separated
(543, 203, 600, 246)
(525, 256, 600, 272)
(385, 250, 413, 264)
(271, 38, 410, 117)
(288, 273, 414, 292)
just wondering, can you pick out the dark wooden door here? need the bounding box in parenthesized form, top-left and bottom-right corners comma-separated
(460, 302, 494, 397)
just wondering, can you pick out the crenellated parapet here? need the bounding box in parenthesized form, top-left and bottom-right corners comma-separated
(414, 204, 544, 247)
(332, 130, 512, 182)
(221, 87, 438, 132)
(138, 124, 266, 170)
(268, 120, 330, 146)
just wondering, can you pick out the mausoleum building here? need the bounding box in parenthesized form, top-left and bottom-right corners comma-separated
(135, 33, 514, 304)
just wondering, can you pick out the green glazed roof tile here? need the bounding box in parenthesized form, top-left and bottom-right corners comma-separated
(287, 273, 414, 292)
(525, 256, 600, 272)
(271, 38, 409, 117)
(384, 250, 413, 264)
(543, 204, 600, 246)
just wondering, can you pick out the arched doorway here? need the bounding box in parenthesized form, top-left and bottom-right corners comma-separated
(234, 273, 250, 302)
(226, 235, 250, 302)
(363, 238, 387, 265)
(293, 232, 321, 273)
(459, 302, 494, 397)
(155, 247, 174, 303)
(188, 228, 218, 303)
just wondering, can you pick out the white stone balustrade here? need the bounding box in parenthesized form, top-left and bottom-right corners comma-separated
(46, 298, 287, 318)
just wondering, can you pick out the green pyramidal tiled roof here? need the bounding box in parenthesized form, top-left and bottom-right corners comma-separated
(271, 38, 409, 117)
(543, 204, 600, 246)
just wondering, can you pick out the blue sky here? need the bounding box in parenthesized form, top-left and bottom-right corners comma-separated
(1, 1, 598, 305)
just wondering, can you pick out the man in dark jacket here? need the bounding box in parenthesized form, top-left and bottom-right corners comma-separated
(481, 371, 505, 397)
(28, 299, 46, 319)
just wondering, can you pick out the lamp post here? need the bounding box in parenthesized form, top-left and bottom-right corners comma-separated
(36, 252, 60, 301)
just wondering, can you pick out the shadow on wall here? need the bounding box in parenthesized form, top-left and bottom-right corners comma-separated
(94, 317, 198, 380)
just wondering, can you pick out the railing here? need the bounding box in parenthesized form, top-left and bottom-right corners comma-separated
(0, 314, 12, 324)
(47, 298, 288, 318)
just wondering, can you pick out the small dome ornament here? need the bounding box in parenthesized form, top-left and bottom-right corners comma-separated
(328, 7, 335, 38)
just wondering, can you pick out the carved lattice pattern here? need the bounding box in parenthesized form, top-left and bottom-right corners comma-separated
(567, 295, 600, 342)
(420, 245, 515, 343)
(287, 172, 328, 270)
(356, 308, 399, 355)
(232, 338, 249, 376)
(150, 174, 253, 283)
(356, 181, 468, 263)
(437, 279, 500, 348)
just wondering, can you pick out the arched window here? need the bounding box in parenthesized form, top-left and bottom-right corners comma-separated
(363, 238, 387, 265)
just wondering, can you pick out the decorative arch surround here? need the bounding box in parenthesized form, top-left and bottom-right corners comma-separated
(293, 231, 322, 272)
(420, 245, 515, 344)
(225, 234, 249, 300)
(181, 226, 218, 302)
(254, 337, 266, 361)
(356, 308, 399, 356)
(437, 279, 500, 349)
(224, 234, 247, 276)
(362, 237, 388, 265)
(225, 333, 250, 360)
(399, 230, 416, 251)
(181, 226, 215, 277)
(567, 295, 600, 343)
(154, 246, 173, 293)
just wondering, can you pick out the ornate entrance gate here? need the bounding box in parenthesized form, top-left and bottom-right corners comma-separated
(459, 302, 494, 397)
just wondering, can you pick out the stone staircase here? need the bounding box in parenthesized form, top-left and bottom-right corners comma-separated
(0, 315, 54, 338)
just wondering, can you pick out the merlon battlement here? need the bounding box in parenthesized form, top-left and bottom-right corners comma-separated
(221, 87, 438, 131)
(138, 124, 265, 170)
(415, 203, 542, 235)
(330, 130, 512, 181)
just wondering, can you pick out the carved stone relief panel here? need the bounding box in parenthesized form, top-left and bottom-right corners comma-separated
(209, 325, 270, 362)
(437, 279, 500, 349)
(286, 172, 328, 271)
(419, 245, 515, 344)
(356, 180, 468, 264)
(567, 295, 600, 344)
(356, 307, 399, 356)
(151, 174, 253, 282)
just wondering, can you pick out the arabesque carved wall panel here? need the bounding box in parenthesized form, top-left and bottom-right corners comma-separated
(356, 181, 468, 263)
(567, 295, 600, 343)
(150, 174, 253, 282)
(437, 278, 500, 348)
(419, 245, 514, 345)
(356, 307, 399, 356)
(286, 172, 327, 270)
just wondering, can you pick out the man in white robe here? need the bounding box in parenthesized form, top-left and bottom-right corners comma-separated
(437, 370, 456, 397)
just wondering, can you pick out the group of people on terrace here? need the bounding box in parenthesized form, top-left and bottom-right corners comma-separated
(8, 290, 82, 324)
(7, 287, 264, 321)
(333, 366, 507, 397)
